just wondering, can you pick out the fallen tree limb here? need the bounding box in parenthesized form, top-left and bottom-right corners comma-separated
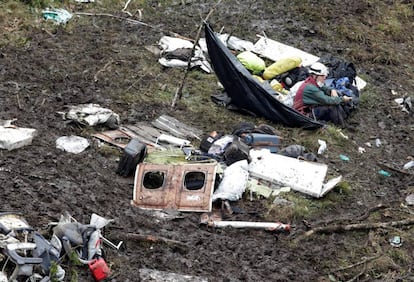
(171, 0, 223, 108)
(74, 12, 154, 28)
(377, 161, 411, 175)
(121, 232, 188, 248)
(308, 203, 388, 228)
(331, 254, 382, 273)
(304, 218, 414, 237)
(355, 203, 388, 221)
(94, 59, 113, 82)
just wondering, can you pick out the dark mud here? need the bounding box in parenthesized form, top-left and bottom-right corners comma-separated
(0, 1, 413, 281)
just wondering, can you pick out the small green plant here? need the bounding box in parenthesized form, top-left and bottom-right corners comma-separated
(69, 250, 82, 266)
(20, 0, 60, 8)
(49, 261, 60, 282)
(70, 269, 79, 282)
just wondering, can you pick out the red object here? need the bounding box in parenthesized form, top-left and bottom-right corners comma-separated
(88, 258, 111, 281)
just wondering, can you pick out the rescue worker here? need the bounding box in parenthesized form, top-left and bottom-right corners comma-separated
(293, 62, 353, 126)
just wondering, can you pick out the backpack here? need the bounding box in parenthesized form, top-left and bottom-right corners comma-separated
(277, 66, 309, 89)
(319, 55, 357, 84)
(330, 62, 357, 84)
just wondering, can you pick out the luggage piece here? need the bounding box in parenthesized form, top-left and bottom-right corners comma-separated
(199, 131, 223, 152)
(243, 133, 282, 153)
(223, 136, 251, 166)
(116, 139, 147, 177)
(262, 57, 302, 80)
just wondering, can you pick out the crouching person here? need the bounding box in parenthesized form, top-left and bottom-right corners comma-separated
(293, 62, 353, 126)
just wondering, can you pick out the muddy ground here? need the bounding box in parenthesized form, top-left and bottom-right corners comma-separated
(0, 0, 413, 281)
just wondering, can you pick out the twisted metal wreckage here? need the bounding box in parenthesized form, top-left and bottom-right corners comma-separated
(0, 212, 120, 281)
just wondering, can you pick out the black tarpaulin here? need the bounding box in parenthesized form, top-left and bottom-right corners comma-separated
(204, 23, 324, 129)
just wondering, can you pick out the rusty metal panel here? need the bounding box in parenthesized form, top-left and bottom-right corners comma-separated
(92, 129, 132, 149)
(132, 162, 217, 212)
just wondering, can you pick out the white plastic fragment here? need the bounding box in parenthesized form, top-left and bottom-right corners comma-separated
(157, 36, 212, 73)
(337, 130, 349, 140)
(403, 160, 414, 170)
(375, 138, 382, 147)
(0, 126, 37, 151)
(248, 149, 341, 198)
(65, 104, 120, 128)
(42, 8, 73, 24)
(212, 160, 249, 202)
(56, 136, 89, 154)
(317, 139, 327, 155)
(358, 147, 366, 154)
(405, 194, 414, 205)
(156, 134, 190, 147)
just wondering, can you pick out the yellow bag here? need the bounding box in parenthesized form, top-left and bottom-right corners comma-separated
(237, 51, 266, 75)
(262, 57, 302, 80)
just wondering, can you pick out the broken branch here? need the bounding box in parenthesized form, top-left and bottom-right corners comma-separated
(122, 232, 188, 248)
(74, 12, 154, 28)
(331, 254, 382, 273)
(304, 218, 414, 237)
(171, 0, 223, 108)
(94, 59, 113, 82)
(377, 161, 411, 175)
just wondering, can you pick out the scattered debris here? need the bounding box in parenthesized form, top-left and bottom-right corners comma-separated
(339, 154, 350, 161)
(156, 133, 190, 147)
(378, 170, 391, 177)
(42, 8, 73, 24)
(317, 139, 327, 155)
(248, 149, 342, 198)
(132, 159, 218, 212)
(212, 160, 249, 202)
(200, 212, 290, 232)
(403, 160, 414, 170)
(0, 123, 37, 150)
(151, 115, 202, 140)
(50, 212, 120, 280)
(358, 147, 366, 154)
(64, 104, 120, 129)
(116, 139, 147, 177)
(157, 36, 212, 73)
(337, 130, 349, 140)
(139, 268, 208, 282)
(56, 135, 90, 154)
(375, 138, 382, 147)
(92, 128, 134, 149)
(303, 218, 414, 237)
(406, 194, 414, 206)
(0, 213, 64, 281)
(394, 96, 412, 113)
(389, 236, 402, 247)
(119, 233, 188, 248)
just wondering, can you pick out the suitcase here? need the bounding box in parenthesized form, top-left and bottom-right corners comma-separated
(243, 133, 282, 153)
(116, 138, 147, 177)
(199, 131, 223, 152)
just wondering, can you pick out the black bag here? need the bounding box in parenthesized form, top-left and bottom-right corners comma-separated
(319, 55, 357, 84)
(116, 139, 147, 177)
(331, 62, 357, 84)
(277, 66, 309, 89)
(199, 131, 223, 152)
(223, 136, 250, 166)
